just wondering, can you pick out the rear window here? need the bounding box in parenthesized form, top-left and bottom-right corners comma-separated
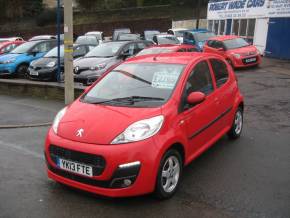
(210, 59, 229, 88)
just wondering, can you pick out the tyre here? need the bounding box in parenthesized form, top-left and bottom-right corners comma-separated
(155, 149, 182, 199)
(228, 107, 243, 139)
(16, 64, 29, 78)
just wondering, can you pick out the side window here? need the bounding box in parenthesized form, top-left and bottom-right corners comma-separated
(177, 48, 186, 52)
(186, 61, 214, 95)
(207, 40, 214, 47)
(32, 42, 51, 53)
(187, 48, 198, 52)
(136, 42, 146, 53)
(210, 59, 229, 88)
(73, 45, 87, 57)
(122, 43, 135, 56)
(215, 41, 224, 49)
(168, 30, 174, 35)
(88, 46, 95, 51)
(210, 40, 217, 48)
(182, 61, 214, 109)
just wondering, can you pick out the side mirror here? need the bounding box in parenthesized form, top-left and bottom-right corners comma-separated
(187, 92, 206, 105)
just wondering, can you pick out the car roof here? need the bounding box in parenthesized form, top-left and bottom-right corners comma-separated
(186, 29, 210, 34)
(126, 52, 215, 65)
(85, 31, 103, 34)
(168, 28, 187, 31)
(146, 44, 195, 49)
(156, 34, 177, 37)
(209, 35, 239, 41)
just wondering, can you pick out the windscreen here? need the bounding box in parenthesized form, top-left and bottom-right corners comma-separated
(44, 45, 64, 57)
(136, 47, 173, 56)
(85, 42, 124, 58)
(194, 32, 216, 42)
(156, 36, 180, 45)
(10, 41, 38, 54)
(223, 38, 249, 50)
(82, 62, 185, 107)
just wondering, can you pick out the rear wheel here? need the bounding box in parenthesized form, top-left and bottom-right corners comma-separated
(228, 107, 243, 139)
(154, 149, 182, 199)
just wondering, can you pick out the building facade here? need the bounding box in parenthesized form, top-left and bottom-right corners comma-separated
(207, 0, 290, 59)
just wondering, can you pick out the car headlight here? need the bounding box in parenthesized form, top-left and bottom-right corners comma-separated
(3, 58, 16, 64)
(46, 61, 56, 68)
(111, 115, 164, 144)
(90, 63, 107, 71)
(232, 53, 241, 59)
(52, 107, 67, 134)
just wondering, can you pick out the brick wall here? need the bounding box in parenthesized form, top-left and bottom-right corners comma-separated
(0, 17, 171, 40)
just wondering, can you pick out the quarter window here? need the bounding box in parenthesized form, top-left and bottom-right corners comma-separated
(210, 59, 229, 88)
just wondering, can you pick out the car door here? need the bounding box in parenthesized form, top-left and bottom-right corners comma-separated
(179, 59, 221, 158)
(209, 58, 235, 128)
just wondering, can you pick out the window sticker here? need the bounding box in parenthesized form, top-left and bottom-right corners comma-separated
(152, 71, 180, 89)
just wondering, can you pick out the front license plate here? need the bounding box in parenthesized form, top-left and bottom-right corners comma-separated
(245, 57, 256, 63)
(30, 71, 39, 76)
(57, 158, 93, 177)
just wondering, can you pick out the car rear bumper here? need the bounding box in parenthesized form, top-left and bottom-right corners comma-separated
(44, 129, 160, 197)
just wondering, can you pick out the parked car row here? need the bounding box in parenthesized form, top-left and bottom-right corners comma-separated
(0, 28, 261, 85)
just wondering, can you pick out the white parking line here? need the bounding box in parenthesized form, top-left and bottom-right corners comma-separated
(0, 140, 43, 159)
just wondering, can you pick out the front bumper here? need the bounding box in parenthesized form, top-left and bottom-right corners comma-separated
(45, 129, 160, 197)
(28, 67, 57, 81)
(0, 63, 16, 75)
(231, 55, 261, 68)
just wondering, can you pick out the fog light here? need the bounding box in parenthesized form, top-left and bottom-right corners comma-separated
(123, 179, 132, 187)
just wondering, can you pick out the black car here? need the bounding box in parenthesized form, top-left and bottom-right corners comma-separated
(28, 44, 94, 81)
(74, 40, 153, 85)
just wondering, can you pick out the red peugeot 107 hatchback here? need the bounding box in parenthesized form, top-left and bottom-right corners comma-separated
(45, 52, 244, 199)
(203, 35, 261, 68)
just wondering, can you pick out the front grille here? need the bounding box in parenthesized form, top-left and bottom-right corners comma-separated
(49, 144, 106, 176)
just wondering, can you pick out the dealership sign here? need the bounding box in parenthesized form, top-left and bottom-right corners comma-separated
(207, 0, 290, 19)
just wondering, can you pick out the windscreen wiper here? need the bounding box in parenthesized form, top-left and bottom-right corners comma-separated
(89, 96, 165, 105)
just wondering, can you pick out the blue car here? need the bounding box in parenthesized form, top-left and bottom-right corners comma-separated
(183, 29, 216, 51)
(0, 39, 57, 76)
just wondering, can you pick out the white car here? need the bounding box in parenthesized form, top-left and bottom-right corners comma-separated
(167, 28, 188, 43)
(85, 31, 104, 44)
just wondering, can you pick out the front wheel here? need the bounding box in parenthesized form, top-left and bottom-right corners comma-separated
(228, 107, 243, 139)
(16, 64, 29, 78)
(154, 149, 182, 199)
